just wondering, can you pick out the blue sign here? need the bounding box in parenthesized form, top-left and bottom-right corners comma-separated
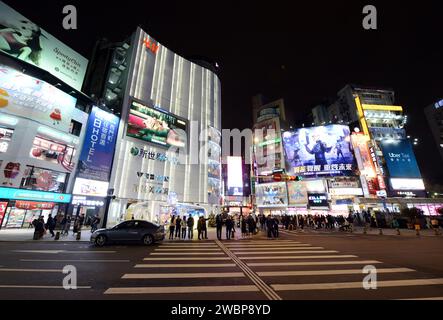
(78, 107, 120, 182)
(380, 140, 422, 178)
(0, 188, 72, 203)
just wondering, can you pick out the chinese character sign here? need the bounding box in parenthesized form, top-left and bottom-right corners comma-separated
(282, 125, 356, 177)
(78, 107, 120, 182)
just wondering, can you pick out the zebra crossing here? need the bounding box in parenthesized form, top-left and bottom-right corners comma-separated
(104, 239, 443, 300)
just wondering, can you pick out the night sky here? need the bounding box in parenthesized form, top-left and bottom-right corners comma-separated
(4, 0, 443, 184)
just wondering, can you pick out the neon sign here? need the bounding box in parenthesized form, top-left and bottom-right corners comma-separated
(143, 38, 159, 54)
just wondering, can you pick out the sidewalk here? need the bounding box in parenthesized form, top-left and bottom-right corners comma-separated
(284, 226, 442, 237)
(0, 228, 92, 242)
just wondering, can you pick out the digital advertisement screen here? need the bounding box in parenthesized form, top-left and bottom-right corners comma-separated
(256, 182, 288, 207)
(78, 107, 120, 182)
(308, 193, 329, 208)
(227, 156, 243, 196)
(127, 100, 187, 149)
(287, 181, 308, 205)
(380, 140, 422, 179)
(0, 64, 77, 133)
(282, 125, 356, 177)
(0, 2, 88, 91)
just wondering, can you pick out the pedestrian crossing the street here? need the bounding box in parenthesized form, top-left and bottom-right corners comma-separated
(103, 238, 443, 300)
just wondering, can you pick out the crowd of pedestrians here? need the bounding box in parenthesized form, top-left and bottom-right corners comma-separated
(32, 213, 87, 240)
(168, 215, 209, 240)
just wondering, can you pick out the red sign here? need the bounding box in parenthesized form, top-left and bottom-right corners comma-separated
(15, 201, 55, 210)
(143, 38, 159, 54)
(0, 201, 8, 226)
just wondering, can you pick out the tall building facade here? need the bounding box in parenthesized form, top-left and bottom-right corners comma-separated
(0, 1, 92, 229)
(86, 28, 222, 227)
(424, 99, 443, 163)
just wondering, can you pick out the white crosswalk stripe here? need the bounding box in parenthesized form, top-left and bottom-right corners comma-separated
(103, 239, 443, 299)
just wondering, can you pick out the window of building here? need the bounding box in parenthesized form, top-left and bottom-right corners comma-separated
(30, 136, 76, 168)
(20, 166, 68, 193)
(0, 127, 14, 153)
(69, 120, 82, 137)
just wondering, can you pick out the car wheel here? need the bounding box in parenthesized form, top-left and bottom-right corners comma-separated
(143, 234, 154, 246)
(95, 235, 107, 247)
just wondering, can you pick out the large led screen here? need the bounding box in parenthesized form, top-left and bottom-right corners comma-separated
(379, 140, 422, 179)
(127, 100, 187, 149)
(0, 1, 88, 91)
(227, 156, 243, 196)
(282, 125, 356, 177)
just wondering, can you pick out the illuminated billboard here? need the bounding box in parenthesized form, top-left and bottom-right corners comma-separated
(0, 64, 77, 132)
(256, 182, 288, 207)
(287, 181, 308, 205)
(0, 2, 88, 91)
(78, 107, 119, 182)
(282, 125, 356, 177)
(127, 100, 187, 149)
(380, 140, 422, 179)
(227, 156, 243, 196)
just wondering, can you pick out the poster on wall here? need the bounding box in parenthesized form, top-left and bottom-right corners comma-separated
(0, 1, 88, 91)
(78, 107, 119, 182)
(0, 160, 22, 187)
(127, 99, 187, 149)
(0, 64, 77, 132)
(256, 182, 288, 207)
(282, 125, 356, 177)
(287, 181, 308, 205)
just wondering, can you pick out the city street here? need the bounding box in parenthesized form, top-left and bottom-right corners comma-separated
(0, 230, 442, 300)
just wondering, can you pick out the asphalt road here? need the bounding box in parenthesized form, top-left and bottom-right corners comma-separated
(0, 230, 442, 300)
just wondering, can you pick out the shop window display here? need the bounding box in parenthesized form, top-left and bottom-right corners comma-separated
(0, 127, 14, 153)
(30, 136, 76, 170)
(20, 166, 67, 193)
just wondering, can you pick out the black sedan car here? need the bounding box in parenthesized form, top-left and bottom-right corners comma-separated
(91, 220, 165, 247)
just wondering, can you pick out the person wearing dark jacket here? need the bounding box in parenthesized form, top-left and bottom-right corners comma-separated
(175, 216, 182, 239)
(200, 216, 208, 240)
(266, 216, 274, 238)
(187, 216, 194, 239)
(273, 217, 279, 238)
(226, 216, 234, 240)
(215, 213, 223, 240)
(46, 214, 56, 237)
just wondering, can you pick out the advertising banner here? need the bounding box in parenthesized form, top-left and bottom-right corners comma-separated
(308, 193, 329, 208)
(380, 140, 422, 179)
(0, 201, 7, 227)
(0, 64, 77, 132)
(227, 156, 243, 196)
(0, 187, 71, 203)
(0, 1, 88, 91)
(73, 178, 109, 197)
(256, 182, 288, 207)
(351, 133, 376, 178)
(287, 181, 308, 205)
(127, 99, 187, 149)
(78, 107, 119, 182)
(282, 125, 356, 177)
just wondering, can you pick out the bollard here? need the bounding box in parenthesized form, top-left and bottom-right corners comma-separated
(76, 232, 81, 241)
(396, 228, 401, 236)
(435, 228, 441, 236)
(363, 225, 368, 234)
(54, 231, 60, 240)
(379, 228, 383, 235)
(415, 225, 420, 236)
